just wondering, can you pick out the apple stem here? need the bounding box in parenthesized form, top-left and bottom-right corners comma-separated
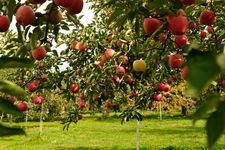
(159, 102, 162, 120)
(39, 103, 43, 136)
(25, 110, 28, 130)
(136, 120, 139, 150)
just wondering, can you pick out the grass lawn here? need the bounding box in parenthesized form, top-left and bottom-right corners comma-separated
(0, 111, 225, 150)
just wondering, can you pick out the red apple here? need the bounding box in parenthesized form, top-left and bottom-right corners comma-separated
(118, 55, 128, 65)
(155, 83, 165, 91)
(115, 66, 125, 75)
(143, 18, 162, 35)
(29, 0, 46, 4)
(154, 93, 163, 101)
(79, 101, 86, 108)
(116, 40, 124, 47)
(66, 0, 84, 15)
(200, 10, 216, 25)
(159, 33, 167, 41)
(181, 66, 189, 80)
(168, 54, 184, 68)
(188, 21, 197, 30)
(32, 46, 47, 60)
(207, 26, 213, 33)
(54, 0, 73, 7)
(200, 31, 207, 38)
(0, 15, 10, 32)
(104, 48, 115, 59)
(163, 83, 171, 92)
(18, 102, 28, 111)
(33, 96, 44, 105)
(69, 83, 79, 93)
(181, 0, 196, 5)
(168, 16, 188, 35)
(26, 80, 40, 92)
(174, 35, 188, 48)
(79, 92, 85, 99)
(105, 101, 113, 109)
(124, 74, 133, 84)
(16, 6, 35, 26)
(7, 96, 15, 104)
(93, 93, 101, 100)
(113, 75, 120, 84)
(49, 9, 62, 25)
(222, 80, 225, 87)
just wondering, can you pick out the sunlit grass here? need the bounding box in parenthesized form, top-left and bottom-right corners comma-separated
(0, 111, 225, 150)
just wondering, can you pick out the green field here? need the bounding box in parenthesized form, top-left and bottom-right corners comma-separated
(1, 112, 225, 150)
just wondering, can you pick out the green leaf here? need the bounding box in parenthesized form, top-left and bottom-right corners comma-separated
(206, 100, 225, 149)
(0, 80, 25, 96)
(0, 123, 25, 137)
(0, 97, 23, 116)
(193, 93, 220, 124)
(186, 50, 221, 97)
(0, 57, 34, 69)
(7, 0, 16, 21)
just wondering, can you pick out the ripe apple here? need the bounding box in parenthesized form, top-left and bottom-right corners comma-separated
(188, 21, 197, 30)
(222, 80, 225, 87)
(181, 66, 189, 80)
(93, 93, 101, 100)
(79, 101, 86, 108)
(168, 16, 188, 35)
(159, 33, 167, 41)
(66, 0, 84, 15)
(115, 66, 125, 75)
(154, 93, 163, 101)
(162, 83, 171, 92)
(116, 40, 124, 47)
(181, 0, 196, 5)
(32, 46, 47, 60)
(133, 59, 146, 72)
(18, 102, 28, 112)
(113, 75, 120, 84)
(26, 80, 40, 92)
(75, 42, 88, 52)
(0, 15, 10, 32)
(118, 55, 128, 65)
(200, 10, 216, 25)
(124, 74, 133, 84)
(143, 18, 162, 35)
(168, 54, 184, 68)
(105, 101, 113, 109)
(79, 92, 85, 99)
(7, 96, 15, 104)
(104, 48, 115, 59)
(155, 83, 165, 91)
(16, 6, 35, 26)
(29, 0, 46, 4)
(49, 9, 62, 25)
(207, 26, 213, 33)
(199, 31, 207, 38)
(174, 35, 188, 48)
(69, 83, 79, 93)
(98, 54, 107, 67)
(54, 0, 73, 7)
(33, 96, 44, 105)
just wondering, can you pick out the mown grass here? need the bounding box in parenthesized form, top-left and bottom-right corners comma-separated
(0, 111, 225, 150)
